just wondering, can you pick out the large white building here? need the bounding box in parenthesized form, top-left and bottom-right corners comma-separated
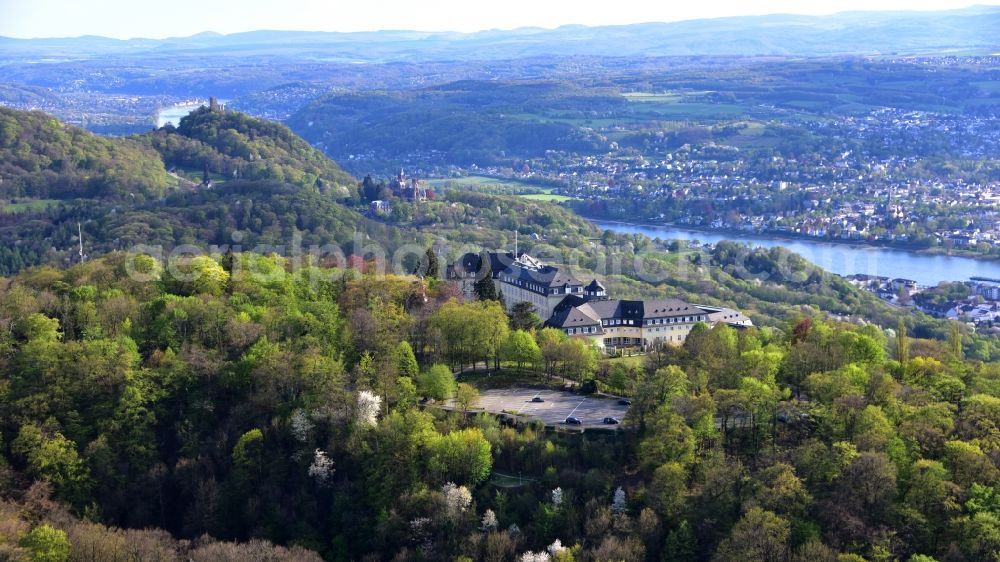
(449, 251, 752, 351)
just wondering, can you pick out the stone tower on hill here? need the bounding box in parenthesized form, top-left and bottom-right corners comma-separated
(209, 97, 225, 112)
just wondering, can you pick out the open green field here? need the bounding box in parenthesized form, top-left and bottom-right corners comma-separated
(603, 353, 646, 367)
(623, 92, 684, 102)
(0, 199, 61, 214)
(427, 175, 577, 200)
(623, 91, 714, 102)
(631, 101, 752, 120)
(426, 175, 538, 190)
(519, 188, 575, 202)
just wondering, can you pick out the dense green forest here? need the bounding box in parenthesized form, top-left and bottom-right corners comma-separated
(150, 107, 357, 194)
(286, 61, 1000, 176)
(1, 101, 1000, 562)
(287, 81, 617, 166)
(0, 252, 999, 561)
(0, 106, 355, 204)
(0, 107, 378, 275)
(1, 106, 994, 351)
(0, 107, 167, 200)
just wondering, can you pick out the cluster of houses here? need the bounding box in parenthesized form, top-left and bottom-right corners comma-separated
(448, 251, 752, 352)
(843, 274, 920, 301)
(452, 107, 1000, 252)
(844, 273, 1000, 328)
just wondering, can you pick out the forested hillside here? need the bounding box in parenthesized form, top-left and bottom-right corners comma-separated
(0, 253, 998, 561)
(288, 81, 616, 169)
(0, 107, 167, 200)
(0, 107, 377, 275)
(1, 104, 1000, 562)
(150, 107, 357, 195)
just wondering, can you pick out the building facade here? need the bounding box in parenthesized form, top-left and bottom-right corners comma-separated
(448, 251, 753, 351)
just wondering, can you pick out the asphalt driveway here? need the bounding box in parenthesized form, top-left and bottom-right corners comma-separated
(447, 386, 629, 429)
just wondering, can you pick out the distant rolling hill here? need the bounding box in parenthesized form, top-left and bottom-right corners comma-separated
(2, 6, 1000, 60)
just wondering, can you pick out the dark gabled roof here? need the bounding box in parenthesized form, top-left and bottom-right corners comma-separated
(642, 299, 700, 318)
(553, 295, 587, 312)
(488, 252, 517, 276)
(588, 299, 644, 319)
(450, 252, 583, 291)
(447, 252, 485, 278)
(547, 302, 603, 330)
(497, 259, 582, 289)
(455, 252, 483, 274)
(582, 298, 697, 320)
(704, 307, 752, 326)
(549, 297, 701, 326)
(585, 279, 606, 292)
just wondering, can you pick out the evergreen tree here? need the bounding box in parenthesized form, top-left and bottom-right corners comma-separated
(896, 317, 910, 366)
(474, 273, 499, 301)
(949, 321, 963, 361)
(396, 340, 419, 379)
(425, 247, 440, 279)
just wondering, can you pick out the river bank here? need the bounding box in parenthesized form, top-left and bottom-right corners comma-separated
(155, 101, 208, 128)
(588, 218, 997, 261)
(590, 218, 1000, 286)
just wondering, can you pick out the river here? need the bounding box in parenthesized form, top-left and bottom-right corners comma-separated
(593, 221, 1000, 286)
(155, 101, 207, 128)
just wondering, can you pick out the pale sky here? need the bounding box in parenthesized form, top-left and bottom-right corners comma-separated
(0, 0, 995, 39)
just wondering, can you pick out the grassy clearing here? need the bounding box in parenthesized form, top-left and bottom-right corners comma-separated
(0, 198, 61, 214)
(519, 192, 575, 202)
(603, 354, 646, 368)
(426, 175, 537, 190)
(624, 92, 707, 103)
(636, 102, 750, 120)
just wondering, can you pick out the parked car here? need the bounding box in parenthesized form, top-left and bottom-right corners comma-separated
(603, 417, 620, 425)
(531, 396, 545, 403)
(618, 399, 631, 406)
(565, 416, 582, 425)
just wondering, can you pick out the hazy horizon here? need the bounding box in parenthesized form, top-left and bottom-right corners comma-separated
(0, 0, 997, 40)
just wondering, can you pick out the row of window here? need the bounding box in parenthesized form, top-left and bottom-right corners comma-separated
(645, 315, 703, 325)
(501, 276, 546, 295)
(565, 324, 695, 336)
(551, 285, 583, 295)
(600, 315, 702, 327)
(502, 287, 544, 305)
(501, 276, 583, 296)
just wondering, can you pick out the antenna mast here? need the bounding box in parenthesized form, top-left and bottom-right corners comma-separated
(78, 222, 85, 263)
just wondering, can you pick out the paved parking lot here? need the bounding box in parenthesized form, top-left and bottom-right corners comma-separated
(450, 386, 629, 429)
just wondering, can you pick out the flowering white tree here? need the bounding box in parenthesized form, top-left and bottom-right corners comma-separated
(307, 448, 334, 485)
(519, 552, 550, 562)
(356, 390, 382, 428)
(611, 486, 627, 515)
(481, 509, 498, 532)
(547, 539, 566, 556)
(290, 409, 314, 442)
(550, 487, 563, 507)
(442, 482, 472, 518)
